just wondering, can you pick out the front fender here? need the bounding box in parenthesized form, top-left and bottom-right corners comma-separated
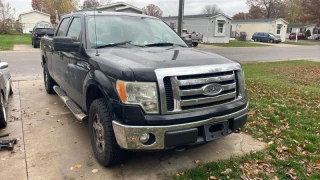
(83, 70, 120, 111)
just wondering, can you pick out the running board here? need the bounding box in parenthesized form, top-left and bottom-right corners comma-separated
(53, 85, 88, 122)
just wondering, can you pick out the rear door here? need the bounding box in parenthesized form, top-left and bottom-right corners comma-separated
(52, 17, 71, 88)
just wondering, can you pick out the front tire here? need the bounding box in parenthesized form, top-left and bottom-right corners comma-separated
(43, 64, 56, 94)
(89, 98, 126, 167)
(192, 42, 198, 47)
(269, 39, 274, 43)
(0, 95, 7, 128)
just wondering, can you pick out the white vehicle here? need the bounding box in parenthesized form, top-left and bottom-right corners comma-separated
(175, 29, 203, 47)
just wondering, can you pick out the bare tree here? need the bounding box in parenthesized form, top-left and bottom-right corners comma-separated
(83, 0, 99, 9)
(0, 0, 16, 33)
(246, 0, 285, 18)
(202, 4, 223, 14)
(142, 4, 163, 18)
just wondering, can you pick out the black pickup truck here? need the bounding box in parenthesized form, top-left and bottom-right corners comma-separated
(41, 11, 248, 167)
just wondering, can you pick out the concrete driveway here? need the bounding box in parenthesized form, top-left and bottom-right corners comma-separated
(0, 79, 265, 180)
(13, 45, 40, 52)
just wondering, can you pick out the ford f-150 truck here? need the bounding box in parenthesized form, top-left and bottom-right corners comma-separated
(41, 11, 248, 167)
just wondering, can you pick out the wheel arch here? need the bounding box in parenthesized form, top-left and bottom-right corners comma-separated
(83, 70, 120, 113)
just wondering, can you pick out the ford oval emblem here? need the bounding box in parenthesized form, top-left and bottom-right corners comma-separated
(202, 84, 223, 96)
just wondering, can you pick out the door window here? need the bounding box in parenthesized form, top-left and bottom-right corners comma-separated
(56, 18, 70, 36)
(67, 17, 82, 42)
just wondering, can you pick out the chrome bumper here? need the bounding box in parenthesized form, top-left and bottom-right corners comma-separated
(112, 103, 248, 150)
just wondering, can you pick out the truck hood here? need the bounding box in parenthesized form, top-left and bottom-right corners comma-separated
(94, 47, 238, 81)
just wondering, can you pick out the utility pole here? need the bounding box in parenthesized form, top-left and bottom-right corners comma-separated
(177, 0, 184, 36)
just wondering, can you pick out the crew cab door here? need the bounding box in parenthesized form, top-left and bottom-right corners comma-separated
(52, 17, 71, 87)
(63, 16, 89, 106)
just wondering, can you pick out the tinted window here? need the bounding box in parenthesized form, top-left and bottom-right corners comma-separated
(35, 28, 54, 34)
(67, 17, 81, 42)
(56, 18, 70, 36)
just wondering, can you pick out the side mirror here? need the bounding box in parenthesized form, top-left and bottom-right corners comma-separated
(29, 30, 33, 33)
(0, 62, 8, 69)
(53, 37, 80, 52)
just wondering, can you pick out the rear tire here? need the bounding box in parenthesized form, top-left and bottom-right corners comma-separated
(0, 95, 7, 128)
(192, 42, 198, 47)
(33, 42, 37, 48)
(43, 64, 56, 94)
(89, 98, 126, 167)
(9, 83, 13, 95)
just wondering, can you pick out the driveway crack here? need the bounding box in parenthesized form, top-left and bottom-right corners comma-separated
(18, 81, 29, 180)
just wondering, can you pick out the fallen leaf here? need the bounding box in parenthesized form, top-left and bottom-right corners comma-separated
(194, 160, 200, 164)
(221, 168, 233, 175)
(268, 141, 274, 145)
(92, 169, 98, 173)
(74, 163, 82, 168)
(209, 176, 217, 180)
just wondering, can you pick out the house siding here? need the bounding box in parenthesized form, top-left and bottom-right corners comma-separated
(163, 15, 231, 43)
(231, 19, 288, 42)
(19, 12, 50, 33)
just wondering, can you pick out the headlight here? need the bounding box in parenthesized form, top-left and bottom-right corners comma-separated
(116, 80, 159, 114)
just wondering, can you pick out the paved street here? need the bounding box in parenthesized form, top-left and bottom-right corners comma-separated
(1, 45, 319, 80)
(0, 80, 265, 180)
(0, 51, 42, 79)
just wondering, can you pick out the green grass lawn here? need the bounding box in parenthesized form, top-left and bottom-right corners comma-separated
(174, 60, 320, 180)
(0, 34, 31, 50)
(202, 40, 271, 47)
(282, 41, 314, 46)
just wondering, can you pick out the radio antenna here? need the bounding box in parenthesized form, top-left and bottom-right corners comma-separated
(94, 4, 99, 56)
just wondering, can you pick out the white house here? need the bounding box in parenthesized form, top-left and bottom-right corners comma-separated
(304, 24, 320, 40)
(81, 2, 143, 14)
(231, 18, 289, 42)
(18, 10, 51, 33)
(162, 14, 233, 43)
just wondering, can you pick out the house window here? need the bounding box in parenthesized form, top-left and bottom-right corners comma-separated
(286, 28, 292, 33)
(218, 23, 224, 33)
(276, 24, 282, 34)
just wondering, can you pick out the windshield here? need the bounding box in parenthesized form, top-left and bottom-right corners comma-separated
(86, 16, 187, 47)
(35, 28, 54, 34)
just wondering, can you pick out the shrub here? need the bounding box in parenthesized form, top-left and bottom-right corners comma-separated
(305, 29, 311, 38)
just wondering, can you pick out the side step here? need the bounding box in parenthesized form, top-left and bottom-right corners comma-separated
(53, 85, 88, 122)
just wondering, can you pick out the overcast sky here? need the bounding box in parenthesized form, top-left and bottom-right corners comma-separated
(12, 0, 248, 18)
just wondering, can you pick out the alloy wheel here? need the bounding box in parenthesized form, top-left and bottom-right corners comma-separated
(92, 113, 105, 152)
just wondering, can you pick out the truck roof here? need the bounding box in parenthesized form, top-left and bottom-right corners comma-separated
(62, 11, 159, 20)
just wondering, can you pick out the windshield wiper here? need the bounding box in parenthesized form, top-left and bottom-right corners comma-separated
(145, 42, 187, 47)
(92, 41, 132, 49)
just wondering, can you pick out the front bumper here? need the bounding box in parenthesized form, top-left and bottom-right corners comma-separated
(112, 103, 248, 150)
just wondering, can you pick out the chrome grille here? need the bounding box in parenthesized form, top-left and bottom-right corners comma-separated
(155, 64, 245, 114)
(166, 71, 237, 111)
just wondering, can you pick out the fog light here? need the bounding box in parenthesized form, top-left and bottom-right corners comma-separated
(139, 133, 150, 144)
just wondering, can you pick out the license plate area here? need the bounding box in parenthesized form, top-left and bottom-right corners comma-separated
(204, 120, 229, 142)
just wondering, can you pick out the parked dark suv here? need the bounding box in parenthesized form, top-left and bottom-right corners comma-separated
(30, 27, 54, 48)
(252, 32, 281, 43)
